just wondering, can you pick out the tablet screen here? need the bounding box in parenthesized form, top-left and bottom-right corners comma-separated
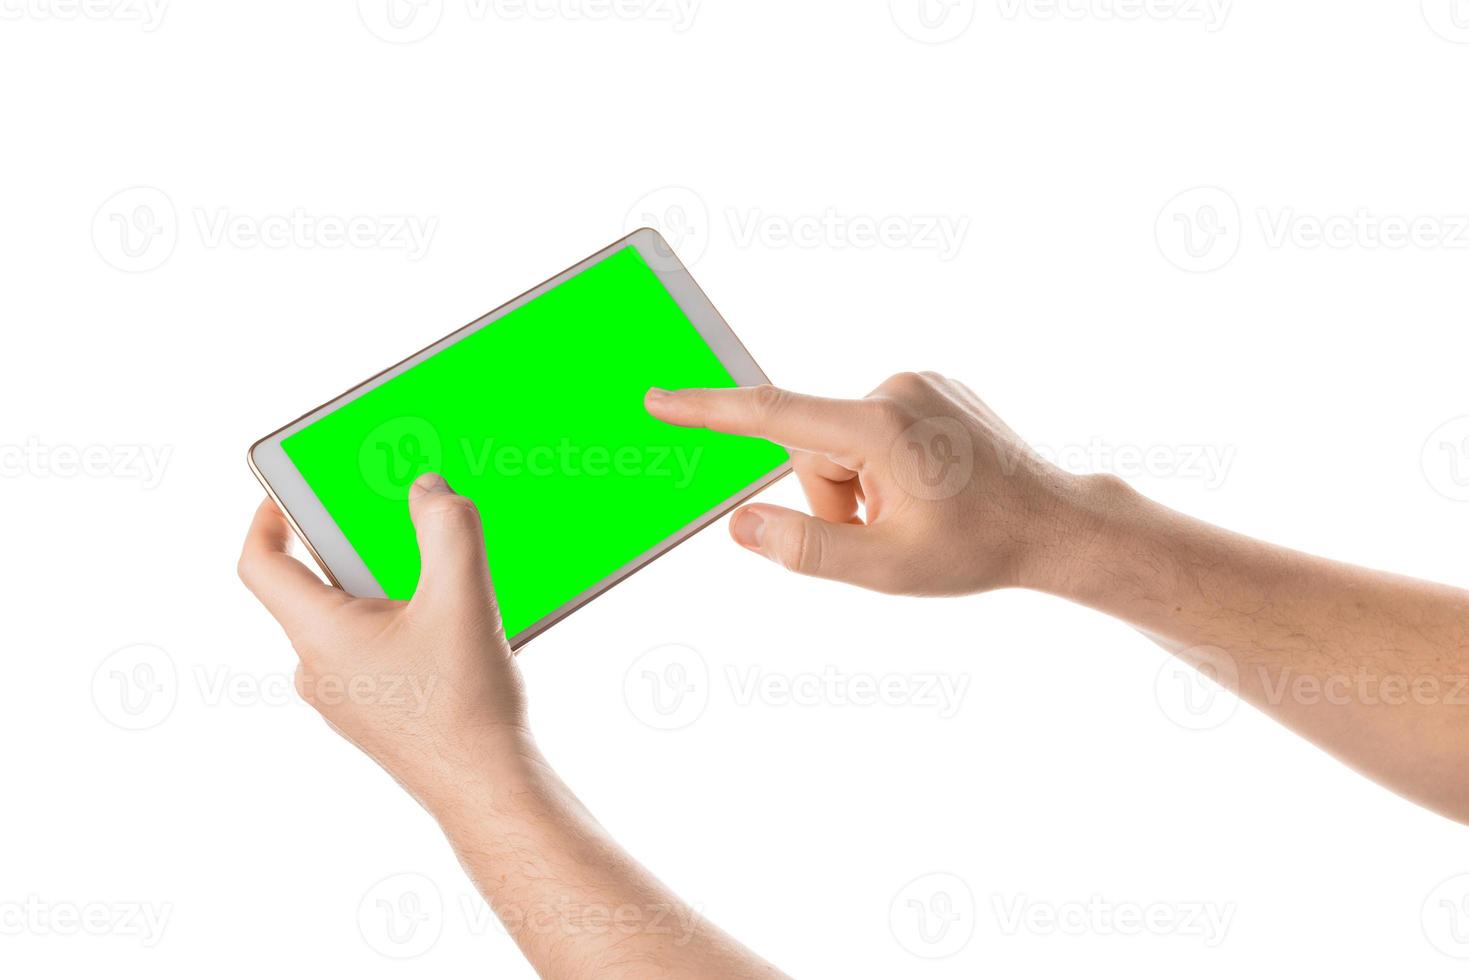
(281, 245, 788, 637)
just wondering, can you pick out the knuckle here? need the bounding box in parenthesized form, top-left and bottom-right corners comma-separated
(749, 384, 787, 418)
(885, 371, 928, 394)
(869, 396, 912, 432)
(777, 520, 824, 576)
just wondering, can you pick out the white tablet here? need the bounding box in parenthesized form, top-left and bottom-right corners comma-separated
(249, 228, 790, 648)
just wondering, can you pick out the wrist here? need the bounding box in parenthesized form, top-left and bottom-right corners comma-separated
(1013, 472, 1155, 599)
(409, 724, 548, 817)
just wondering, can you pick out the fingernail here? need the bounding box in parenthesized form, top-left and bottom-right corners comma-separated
(646, 387, 671, 400)
(731, 509, 765, 550)
(411, 472, 450, 498)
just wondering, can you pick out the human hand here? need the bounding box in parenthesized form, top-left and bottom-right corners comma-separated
(237, 474, 529, 808)
(646, 373, 1103, 596)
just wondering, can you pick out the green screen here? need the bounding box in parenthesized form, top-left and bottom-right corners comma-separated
(282, 245, 787, 637)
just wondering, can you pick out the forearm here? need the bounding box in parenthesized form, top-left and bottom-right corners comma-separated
(1031, 476, 1469, 822)
(424, 740, 789, 980)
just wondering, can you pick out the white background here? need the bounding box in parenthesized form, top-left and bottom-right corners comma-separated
(4, 0, 1469, 975)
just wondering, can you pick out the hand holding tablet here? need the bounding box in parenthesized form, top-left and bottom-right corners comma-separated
(249, 230, 789, 647)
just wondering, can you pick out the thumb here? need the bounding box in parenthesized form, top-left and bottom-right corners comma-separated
(728, 504, 891, 591)
(407, 473, 497, 614)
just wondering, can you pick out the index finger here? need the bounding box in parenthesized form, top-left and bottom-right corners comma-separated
(237, 498, 349, 633)
(644, 384, 874, 455)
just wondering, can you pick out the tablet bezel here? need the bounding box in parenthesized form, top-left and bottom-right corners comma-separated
(248, 227, 790, 650)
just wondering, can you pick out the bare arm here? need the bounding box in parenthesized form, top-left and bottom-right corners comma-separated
(1043, 481, 1469, 823)
(647, 374, 1469, 825)
(238, 483, 789, 979)
(426, 746, 785, 979)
